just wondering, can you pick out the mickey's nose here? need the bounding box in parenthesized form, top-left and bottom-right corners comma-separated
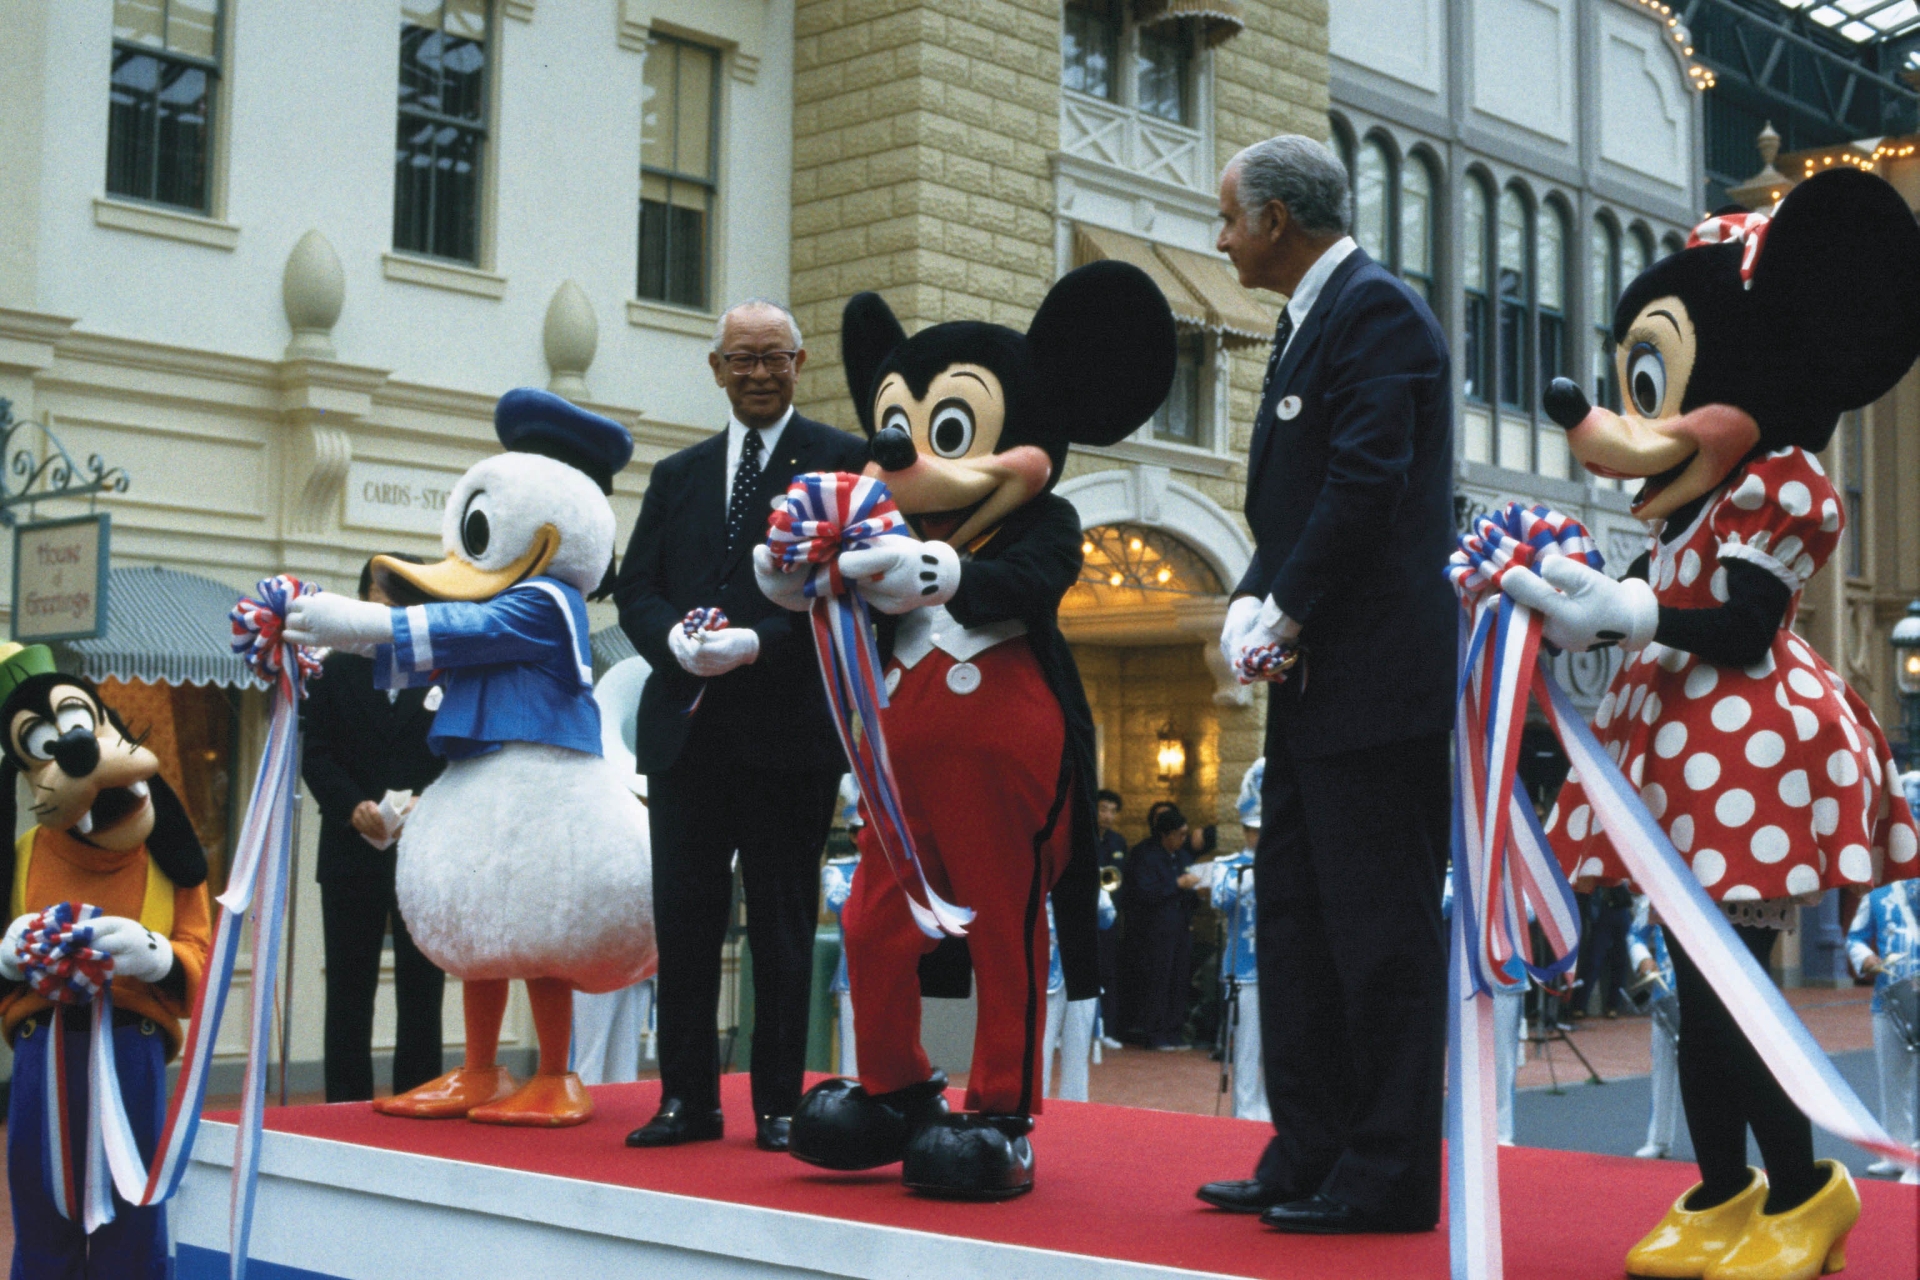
(870, 425, 917, 472)
(1543, 377, 1591, 431)
(49, 728, 99, 779)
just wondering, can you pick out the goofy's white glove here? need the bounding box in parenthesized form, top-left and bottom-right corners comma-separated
(284, 593, 394, 655)
(751, 544, 813, 613)
(87, 915, 175, 984)
(0, 913, 34, 982)
(667, 621, 760, 678)
(1500, 557, 1658, 653)
(838, 541, 961, 615)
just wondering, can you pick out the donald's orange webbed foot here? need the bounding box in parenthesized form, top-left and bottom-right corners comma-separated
(373, 1065, 521, 1119)
(467, 1072, 594, 1128)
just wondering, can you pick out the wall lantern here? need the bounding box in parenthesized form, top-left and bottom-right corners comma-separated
(1156, 724, 1186, 781)
(1892, 600, 1920, 768)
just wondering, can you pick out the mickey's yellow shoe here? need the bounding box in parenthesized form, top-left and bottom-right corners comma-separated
(1705, 1160, 1859, 1280)
(1626, 1168, 1767, 1279)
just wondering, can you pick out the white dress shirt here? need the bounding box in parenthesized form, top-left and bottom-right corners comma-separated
(724, 405, 794, 497)
(1277, 235, 1358, 362)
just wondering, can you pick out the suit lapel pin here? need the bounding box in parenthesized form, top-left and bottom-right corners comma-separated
(1278, 395, 1302, 421)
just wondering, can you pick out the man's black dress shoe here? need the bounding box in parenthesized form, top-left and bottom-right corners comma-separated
(1195, 1179, 1294, 1214)
(756, 1115, 791, 1152)
(625, 1099, 724, 1148)
(1260, 1193, 1431, 1235)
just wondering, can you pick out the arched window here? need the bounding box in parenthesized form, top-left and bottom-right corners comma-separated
(1535, 200, 1570, 478)
(1661, 231, 1686, 258)
(1353, 137, 1392, 264)
(1399, 153, 1434, 300)
(1496, 186, 1529, 424)
(1589, 215, 1620, 412)
(1328, 114, 1356, 179)
(1623, 226, 1651, 288)
(1462, 176, 1493, 409)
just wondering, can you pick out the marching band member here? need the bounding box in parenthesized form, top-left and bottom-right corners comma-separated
(1199, 848, 1267, 1121)
(1846, 866, 1920, 1179)
(1629, 895, 1680, 1160)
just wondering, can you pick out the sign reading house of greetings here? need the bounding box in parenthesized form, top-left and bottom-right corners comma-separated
(12, 513, 109, 643)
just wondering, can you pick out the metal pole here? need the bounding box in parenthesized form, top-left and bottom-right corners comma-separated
(279, 730, 303, 1107)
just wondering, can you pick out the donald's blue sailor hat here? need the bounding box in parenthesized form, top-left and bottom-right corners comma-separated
(495, 387, 633, 494)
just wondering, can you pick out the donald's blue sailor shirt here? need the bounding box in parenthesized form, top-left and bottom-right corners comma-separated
(1847, 880, 1920, 1014)
(375, 576, 600, 760)
(1201, 854, 1257, 984)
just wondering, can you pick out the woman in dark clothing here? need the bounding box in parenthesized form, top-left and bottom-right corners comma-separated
(1122, 805, 1201, 1049)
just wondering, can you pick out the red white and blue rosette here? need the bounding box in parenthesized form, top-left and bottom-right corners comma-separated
(230, 574, 323, 688)
(19, 903, 113, 1005)
(768, 472, 973, 939)
(1441, 502, 1910, 1280)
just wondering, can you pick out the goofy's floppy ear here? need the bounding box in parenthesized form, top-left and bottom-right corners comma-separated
(1028, 261, 1177, 447)
(1750, 168, 1920, 427)
(841, 292, 909, 438)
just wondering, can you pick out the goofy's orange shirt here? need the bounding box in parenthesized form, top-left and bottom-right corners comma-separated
(0, 826, 212, 1058)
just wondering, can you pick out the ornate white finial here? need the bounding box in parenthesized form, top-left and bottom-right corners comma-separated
(543, 280, 599, 399)
(282, 230, 344, 360)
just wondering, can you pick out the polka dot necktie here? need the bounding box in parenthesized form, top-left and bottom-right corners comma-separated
(1262, 310, 1294, 400)
(727, 426, 764, 551)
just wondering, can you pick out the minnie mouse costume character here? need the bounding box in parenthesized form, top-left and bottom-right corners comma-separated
(757, 262, 1174, 1198)
(1504, 168, 1920, 1279)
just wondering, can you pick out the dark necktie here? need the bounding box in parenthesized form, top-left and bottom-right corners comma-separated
(727, 426, 764, 550)
(1262, 310, 1295, 400)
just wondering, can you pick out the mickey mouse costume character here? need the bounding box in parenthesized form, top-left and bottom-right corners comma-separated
(758, 261, 1174, 1198)
(0, 644, 212, 1278)
(1504, 167, 1920, 1280)
(286, 388, 655, 1128)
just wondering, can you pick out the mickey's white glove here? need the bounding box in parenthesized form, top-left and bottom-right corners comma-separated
(839, 541, 961, 615)
(284, 593, 393, 653)
(666, 622, 761, 677)
(87, 915, 175, 984)
(0, 913, 34, 982)
(1219, 596, 1263, 673)
(1500, 557, 1658, 653)
(752, 545, 813, 613)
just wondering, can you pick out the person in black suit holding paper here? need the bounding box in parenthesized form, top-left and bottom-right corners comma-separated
(302, 555, 447, 1104)
(615, 299, 868, 1153)
(1195, 136, 1456, 1234)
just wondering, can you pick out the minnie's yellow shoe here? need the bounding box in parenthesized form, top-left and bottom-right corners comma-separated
(1625, 1168, 1767, 1279)
(1704, 1160, 1859, 1280)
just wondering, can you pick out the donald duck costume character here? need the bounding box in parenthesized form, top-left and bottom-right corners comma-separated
(286, 389, 654, 1128)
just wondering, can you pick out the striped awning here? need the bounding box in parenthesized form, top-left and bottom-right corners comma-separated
(1072, 223, 1277, 349)
(1133, 0, 1244, 46)
(57, 565, 260, 689)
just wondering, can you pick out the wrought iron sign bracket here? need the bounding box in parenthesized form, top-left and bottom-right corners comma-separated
(0, 399, 131, 528)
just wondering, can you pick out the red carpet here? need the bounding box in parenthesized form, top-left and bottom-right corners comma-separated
(230, 1076, 1920, 1279)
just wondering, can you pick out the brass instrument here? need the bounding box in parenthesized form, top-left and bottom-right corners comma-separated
(1099, 865, 1122, 893)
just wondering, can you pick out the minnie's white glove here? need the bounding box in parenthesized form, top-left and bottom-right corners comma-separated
(284, 593, 393, 653)
(87, 915, 175, 984)
(0, 913, 34, 982)
(838, 541, 961, 615)
(752, 545, 813, 613)
(1500, 557, 1658, 653)
(666, 622, 761, 677)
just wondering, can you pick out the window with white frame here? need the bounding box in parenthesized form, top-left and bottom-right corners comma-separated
(109, 0, 222, 213)
(1496, 186, 1530, 426)
(393, 1, 490, 266)
(1463, 176, 1493, 410)
(1536, 202, 1570, 478)
(639, 35, 720, 311)
(1060, 1, 1208, 189)
(1589, 216, 1621, 412)
(1335, 125, 1438, 300)
(1399, 157, 1434, 300)
(1150, 330, 1210, 447)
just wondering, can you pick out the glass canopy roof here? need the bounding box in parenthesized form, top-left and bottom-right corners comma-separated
(1774, 0, 1920, 44)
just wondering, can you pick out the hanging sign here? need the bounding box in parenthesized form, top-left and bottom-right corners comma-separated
(13, 513, 110, 643)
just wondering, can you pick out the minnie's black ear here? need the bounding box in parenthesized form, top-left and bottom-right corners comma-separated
(1750, 168, 1920, 417)
(841, 292, 909, 437)
(1028, 261, 1177, 447)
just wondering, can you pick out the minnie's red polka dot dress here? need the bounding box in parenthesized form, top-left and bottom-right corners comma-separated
(1547, 447, 1920, 903)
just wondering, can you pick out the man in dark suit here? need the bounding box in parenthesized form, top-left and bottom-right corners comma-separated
(301, 555, 447, 1103)
(615, 299, 869, 1152)
(1195, 136, 1457, 1234)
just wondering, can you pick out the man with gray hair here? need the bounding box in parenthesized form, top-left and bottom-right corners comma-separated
(615, 297, 869, 1154)
(1196, 134, 1457, 1235)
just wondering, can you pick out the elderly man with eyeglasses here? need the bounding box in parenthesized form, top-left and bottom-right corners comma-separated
(615, 298, 869, 1154)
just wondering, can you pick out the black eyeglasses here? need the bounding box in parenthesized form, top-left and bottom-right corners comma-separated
(719, 350, 799, 374)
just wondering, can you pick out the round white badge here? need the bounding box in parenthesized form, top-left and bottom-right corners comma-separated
(1277, 395, 1302, 421)
(423, 686, 444, 711)
(884, 667, 902, 696)
(945, 662, 982, 695)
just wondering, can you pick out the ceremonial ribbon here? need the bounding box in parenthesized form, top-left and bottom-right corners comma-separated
(1443, 505, 1911, 1280)
(767, 472, 973, 939)
(16, 575, 314, 1275)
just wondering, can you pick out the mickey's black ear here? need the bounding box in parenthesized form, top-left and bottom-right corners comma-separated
(1750, 168, 1920, 415)
(1028, 261, 1177, 447)
(841, 292, 908, 438)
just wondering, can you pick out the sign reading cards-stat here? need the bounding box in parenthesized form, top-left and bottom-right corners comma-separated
(13, 513, 110, 643)
(344, 461, 462, 535)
